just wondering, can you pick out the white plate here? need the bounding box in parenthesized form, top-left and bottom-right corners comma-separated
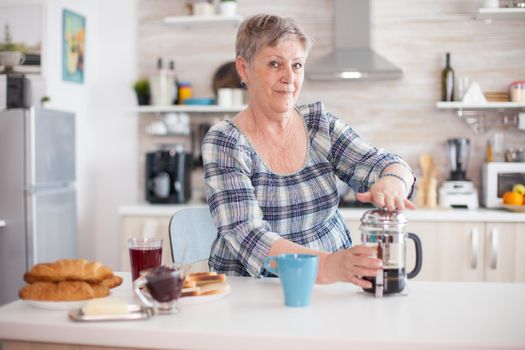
(503, 204, 525, 213)
(178, 285, 230, 305)
(22, 299, 93, 311)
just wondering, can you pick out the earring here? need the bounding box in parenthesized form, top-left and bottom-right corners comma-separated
(240, 81, 247, 88)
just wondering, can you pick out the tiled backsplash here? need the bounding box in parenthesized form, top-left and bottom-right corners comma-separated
(137, 0, 525, 200)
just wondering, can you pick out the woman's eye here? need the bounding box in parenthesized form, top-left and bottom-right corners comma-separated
(269, 61, 280, 68)
(293, 62, 303, 70)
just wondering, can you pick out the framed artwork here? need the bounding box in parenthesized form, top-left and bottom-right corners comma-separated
(62, 9, 85, 84)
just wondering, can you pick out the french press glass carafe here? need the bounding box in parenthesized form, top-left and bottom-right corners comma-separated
(360, 208, 423, 297)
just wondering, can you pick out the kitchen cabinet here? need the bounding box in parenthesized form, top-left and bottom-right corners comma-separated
(120, 205, 525, 282)
(347, 220, 525, 282)
(484, 222, 525, 282)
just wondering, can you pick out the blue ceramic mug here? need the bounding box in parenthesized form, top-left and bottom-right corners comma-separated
(264, 254, 318, 307)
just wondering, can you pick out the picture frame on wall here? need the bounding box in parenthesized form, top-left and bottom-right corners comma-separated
(62, 9, 85, 84)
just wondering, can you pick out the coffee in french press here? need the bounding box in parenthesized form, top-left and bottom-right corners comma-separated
(359, 208, 423, 297)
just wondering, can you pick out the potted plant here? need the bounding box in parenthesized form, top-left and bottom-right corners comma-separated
(133, 78, 151, 106)
(0, 24, 27, 72)
(219, 0, 237, 17)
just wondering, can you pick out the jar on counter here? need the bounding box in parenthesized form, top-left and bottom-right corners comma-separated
(509, 81, 525, 103)
(178, 81, 192, 105)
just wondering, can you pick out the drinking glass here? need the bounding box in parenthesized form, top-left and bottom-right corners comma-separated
(128, 238, 163, 281)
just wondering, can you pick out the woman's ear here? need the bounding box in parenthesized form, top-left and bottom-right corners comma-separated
(235, 56, 248, 83)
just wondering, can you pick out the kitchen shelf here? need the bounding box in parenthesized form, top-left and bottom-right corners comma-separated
(134, 105, 246, 114)
(436, 102, 525, 133)
(477, 8, 525, 20)
(163, 15, 243, 27)
(436, 102, 525, 110)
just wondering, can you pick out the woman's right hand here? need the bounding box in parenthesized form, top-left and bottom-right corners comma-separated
(318, 246, 383, 287)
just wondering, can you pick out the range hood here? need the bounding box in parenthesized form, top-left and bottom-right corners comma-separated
(307, 0, 402, 81)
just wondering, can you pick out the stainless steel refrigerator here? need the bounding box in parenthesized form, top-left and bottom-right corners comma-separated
(0, 107, 78, 305)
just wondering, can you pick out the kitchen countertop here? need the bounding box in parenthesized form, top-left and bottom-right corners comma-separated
(118, 203, 525, 222)
(0, 273, 524, 350)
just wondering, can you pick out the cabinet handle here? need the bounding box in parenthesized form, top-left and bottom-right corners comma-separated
(471, 227, 479, 269)
(490, 228, 499, 270)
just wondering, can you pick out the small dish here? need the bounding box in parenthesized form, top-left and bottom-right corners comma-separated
(503, 204, 525, 213)
(68, 304, 155, 322)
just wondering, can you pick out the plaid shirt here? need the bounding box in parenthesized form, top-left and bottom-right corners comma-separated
(202, 102, 415, 277)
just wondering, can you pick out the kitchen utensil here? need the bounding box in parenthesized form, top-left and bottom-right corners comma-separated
(359, 209, 422, 297)
(145, 146, 193, 204)
(509, 81, 525, 102)
(439, 138, 479, 209)
(505, 146, 525, 162)
(416, 154, 438, 208)
(219, 1, 237, 16)
(0, 52, 25, 73)
(147, 172, 171, 198)
(448, 138, 470, 180)
(217, 88, 233, 106)
(483, 0, 499, 8)
(264, 254, 318, 307)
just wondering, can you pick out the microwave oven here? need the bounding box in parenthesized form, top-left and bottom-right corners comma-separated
(482, 162, 525, 208)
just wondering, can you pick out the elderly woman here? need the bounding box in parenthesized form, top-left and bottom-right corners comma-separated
(202, 14, 416, 287)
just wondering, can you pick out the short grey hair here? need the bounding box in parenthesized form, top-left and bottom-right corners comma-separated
(235, 14, 314, 65)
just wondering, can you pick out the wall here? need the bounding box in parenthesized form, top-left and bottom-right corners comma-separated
(137, 0, 525, 195)
(42, 0, 137, 268)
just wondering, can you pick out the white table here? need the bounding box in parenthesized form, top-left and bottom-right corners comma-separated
(0, 274, 524, 350)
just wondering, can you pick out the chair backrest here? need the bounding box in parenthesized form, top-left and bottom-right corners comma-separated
(168, 207, 217, 266)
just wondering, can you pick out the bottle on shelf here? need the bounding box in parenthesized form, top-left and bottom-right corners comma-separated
(441, 52, 455, 102)
(169, 60, 180, 105)
(150, 57, 175, 106)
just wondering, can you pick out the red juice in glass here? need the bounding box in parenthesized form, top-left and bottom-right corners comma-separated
(128, 238, 163, 281)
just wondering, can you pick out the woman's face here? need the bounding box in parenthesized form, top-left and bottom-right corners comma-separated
(241, 39, 306, 114)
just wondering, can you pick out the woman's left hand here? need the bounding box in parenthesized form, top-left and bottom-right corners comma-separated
(356, 176, 416, 211)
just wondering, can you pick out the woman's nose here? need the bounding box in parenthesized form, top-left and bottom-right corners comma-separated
(280, 66, 294, 84)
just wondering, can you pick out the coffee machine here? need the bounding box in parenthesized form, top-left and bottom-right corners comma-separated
(145, 145, 192, 204)
(439, 138, 479, 209)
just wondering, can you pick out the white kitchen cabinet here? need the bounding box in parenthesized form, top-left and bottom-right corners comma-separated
(345, 219, 525, 283)
(484, 222, 525, 282)
(119, 216, 172, 271)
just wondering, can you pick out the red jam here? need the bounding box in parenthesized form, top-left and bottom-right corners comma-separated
(146, 266, 183, 303)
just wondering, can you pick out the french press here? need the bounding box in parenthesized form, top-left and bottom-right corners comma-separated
(360, 208, 423, 297)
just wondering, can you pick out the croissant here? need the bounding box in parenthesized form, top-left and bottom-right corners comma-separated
(19, 281, 110, 301)
(24, 259, 113, 283)
(99, 275, 123, 289)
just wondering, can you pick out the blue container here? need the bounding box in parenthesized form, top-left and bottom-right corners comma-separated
(182, 98, 215, 105)
(265, 254, 318, 307)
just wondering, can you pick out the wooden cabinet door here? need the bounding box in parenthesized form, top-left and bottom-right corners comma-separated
(405, 221, 485, 282)
(119, 216, 172, 271)
(484, 223, 525, 283)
